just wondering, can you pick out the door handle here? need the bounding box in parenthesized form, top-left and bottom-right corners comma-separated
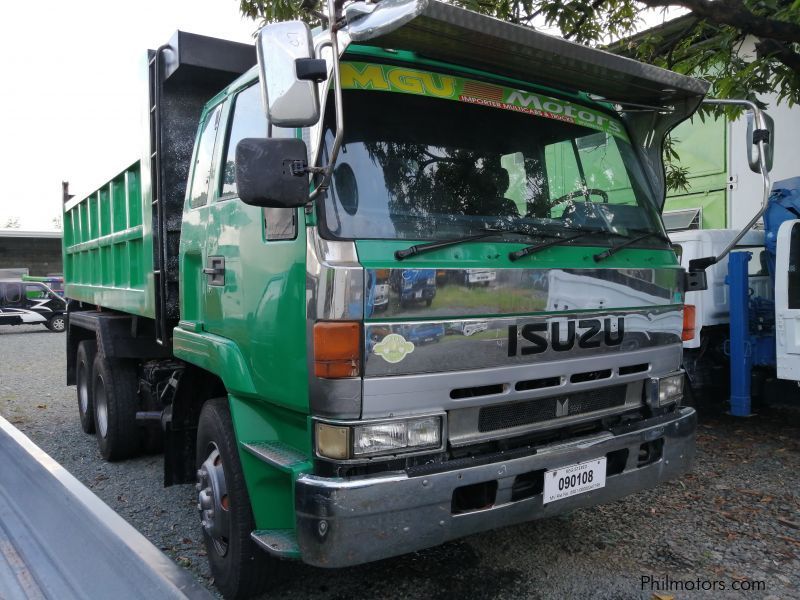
(204, 257, 225, 286)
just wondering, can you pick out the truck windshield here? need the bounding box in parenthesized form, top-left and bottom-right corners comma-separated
(319, 63, 664, 243)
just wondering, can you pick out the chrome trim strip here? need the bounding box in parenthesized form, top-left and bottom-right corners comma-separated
(306, 227, 365, 418)
(365, 267, 683, 320)
(365, 306, 682, 376)
(306, 227, 363, 321)
(361, 343, 681, 418)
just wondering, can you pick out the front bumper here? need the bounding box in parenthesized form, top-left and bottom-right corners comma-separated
(295, 407, 696, 567)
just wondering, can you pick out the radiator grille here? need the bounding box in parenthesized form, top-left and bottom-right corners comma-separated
(478, 385, 627, 433)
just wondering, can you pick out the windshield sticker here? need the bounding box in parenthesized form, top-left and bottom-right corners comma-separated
(340, 62, 628, 142)
(373, 333, 415, 363)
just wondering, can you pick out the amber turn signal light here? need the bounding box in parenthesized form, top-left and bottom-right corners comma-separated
(314, 321, 360, 378)
(682, 304, 696, 342)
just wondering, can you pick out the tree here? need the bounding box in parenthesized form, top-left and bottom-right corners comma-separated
(3, 217, 20, 229)
(239, 0, 799, 104)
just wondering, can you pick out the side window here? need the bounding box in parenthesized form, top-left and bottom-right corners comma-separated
(188, 104, 222, 209)
(4, 283, 22, 304)
(220, 83, 298, 240)
(25, 284, 46, 300)
(220, 85, 268, 198)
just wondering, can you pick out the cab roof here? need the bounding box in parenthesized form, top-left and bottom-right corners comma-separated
(352, 0, 709, 106)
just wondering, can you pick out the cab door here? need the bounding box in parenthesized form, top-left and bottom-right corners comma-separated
(179, 103, 223, 329)
(201, 82, 306, 407)
(23, 283, 55, 320)
(775, 220, 800, 380)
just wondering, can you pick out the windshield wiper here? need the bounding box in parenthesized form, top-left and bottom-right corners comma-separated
(394, 227, 557, 260)
(509, 228, 632, 262)
(593, 230, 671, 262)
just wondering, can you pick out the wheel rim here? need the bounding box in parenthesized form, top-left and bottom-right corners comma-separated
(95, 375, 109, 438)
(51, 317, 65, 331)
(78, 360, 89, 415)
(197, 443, 230, 557)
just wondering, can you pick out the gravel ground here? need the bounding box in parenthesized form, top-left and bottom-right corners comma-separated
(1, 324, 799, 599)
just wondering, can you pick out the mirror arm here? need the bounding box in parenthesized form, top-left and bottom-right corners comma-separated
(309, 0, 346, 202)
(688, 99, 773, 273)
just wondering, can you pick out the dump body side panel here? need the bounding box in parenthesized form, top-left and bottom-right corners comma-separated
(63, 161, 154, 318)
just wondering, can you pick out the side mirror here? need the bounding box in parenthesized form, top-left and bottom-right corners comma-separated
(235, 138, 309, 207)
(746, 109, 774, 173)
(256, 21, 326, 127)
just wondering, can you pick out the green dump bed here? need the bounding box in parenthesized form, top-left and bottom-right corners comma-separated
(62, 32, 255, 339)
(63, 161, 154, 318)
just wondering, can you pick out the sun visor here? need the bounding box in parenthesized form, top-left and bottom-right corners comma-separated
(345, 0, 709, 107)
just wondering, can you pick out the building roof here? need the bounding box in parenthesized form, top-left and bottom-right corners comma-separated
(0, 229, 62, 239)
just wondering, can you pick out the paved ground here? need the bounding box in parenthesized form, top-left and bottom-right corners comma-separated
(1, 324, 799, 598)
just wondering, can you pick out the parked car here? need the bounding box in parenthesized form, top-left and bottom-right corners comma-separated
(0, 279, 67, 331)
(22, 274, 65, 297)
(390, 268, 437, 307)
(396, 323, 446, 345)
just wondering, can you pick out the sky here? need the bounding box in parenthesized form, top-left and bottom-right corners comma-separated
(0, 0, 257, 231)
(0, 1, 681, 232)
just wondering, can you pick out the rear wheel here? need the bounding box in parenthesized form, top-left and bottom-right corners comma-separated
(76, 340, 97, 433)
(196, 398, 271, 599)
(93, 355, 141, 461)
(46, 314, 66, 332)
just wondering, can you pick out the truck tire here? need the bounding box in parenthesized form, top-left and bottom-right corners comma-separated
(45, 314, 66, 332)
(76, 340, 97, 434)
(196, 398, 271, 599)
(92, 355, 141, 461)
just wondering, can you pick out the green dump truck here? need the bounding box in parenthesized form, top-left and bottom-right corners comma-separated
(64, 1, 706, 597)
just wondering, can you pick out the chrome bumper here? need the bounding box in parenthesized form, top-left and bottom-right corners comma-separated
(295, 407, 696, 568)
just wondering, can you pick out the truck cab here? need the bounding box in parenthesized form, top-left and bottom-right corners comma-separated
(63, 2, 707, 597)
(179, 16, 699, 588)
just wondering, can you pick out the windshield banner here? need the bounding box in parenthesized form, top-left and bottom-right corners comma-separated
(340, 61, 629, 142)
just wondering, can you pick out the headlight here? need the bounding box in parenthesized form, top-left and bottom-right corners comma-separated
(315, 415, 443, 459)
(427, 276, 435, 285)
(648, 373, 683, 407)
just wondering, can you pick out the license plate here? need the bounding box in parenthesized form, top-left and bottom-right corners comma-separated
(543, 458, 606, 504)
(415, 290, 423, 298)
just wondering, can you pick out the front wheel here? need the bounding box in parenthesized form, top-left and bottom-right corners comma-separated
(46, 314, 66, 332)
(196, 398, 272, 599)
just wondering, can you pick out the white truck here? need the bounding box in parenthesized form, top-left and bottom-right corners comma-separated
(670, 229, 771, 393)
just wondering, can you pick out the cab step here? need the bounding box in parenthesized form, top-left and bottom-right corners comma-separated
(251, 529, 301, 559)
(241, 441, 311, 474)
